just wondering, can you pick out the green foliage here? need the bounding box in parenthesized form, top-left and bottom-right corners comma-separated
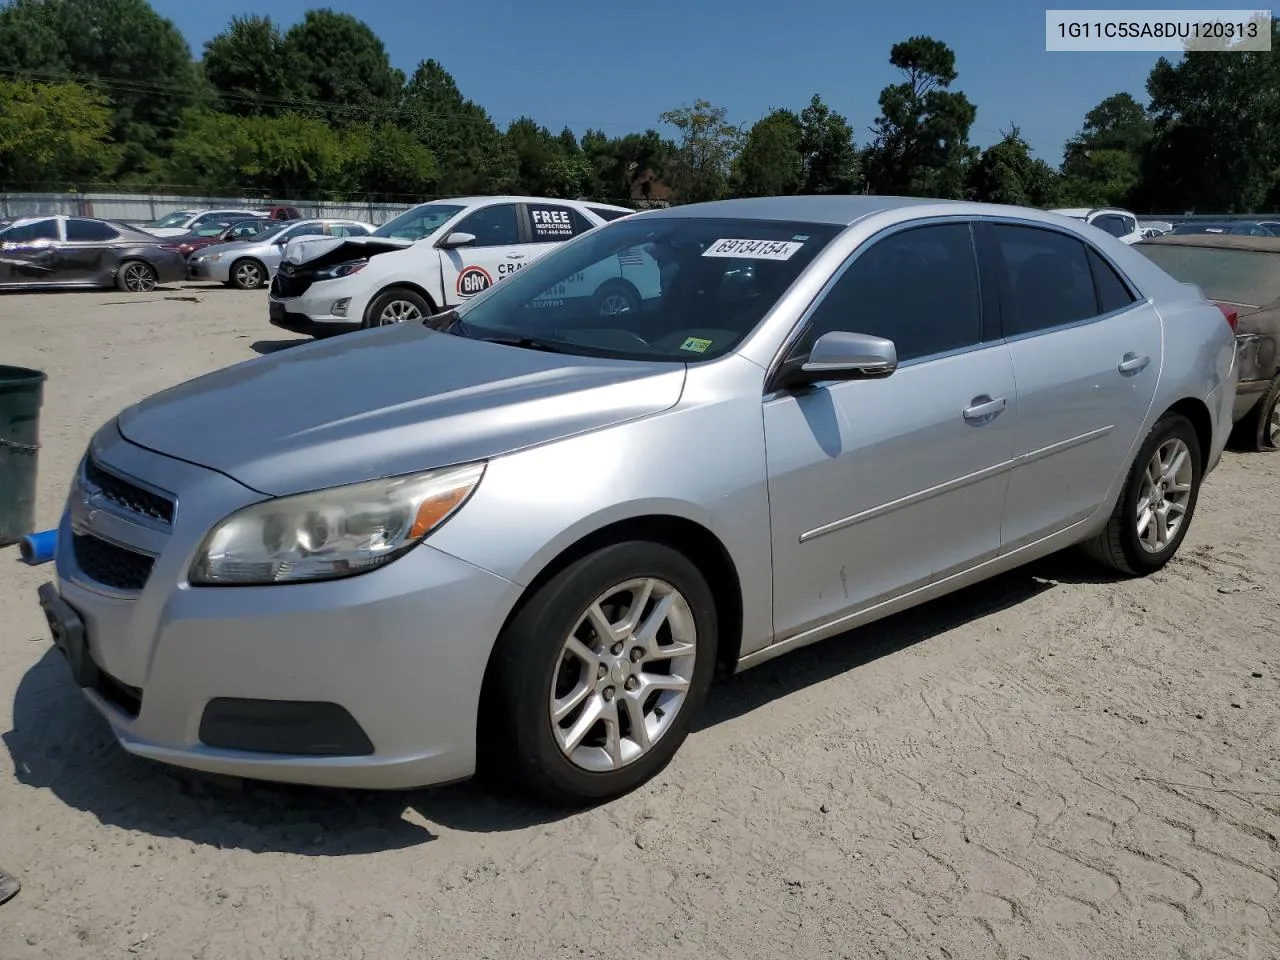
(0, 6, 1275, 213)
(967, 126, 1061, 206)
(660, 99, 742, 203)
(0, 78, 120, 187)
(863, 36, 977, 199)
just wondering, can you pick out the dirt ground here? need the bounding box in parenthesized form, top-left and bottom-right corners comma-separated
(1, 284, 1278, 960)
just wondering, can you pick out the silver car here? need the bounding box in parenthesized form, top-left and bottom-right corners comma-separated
(188, 219, 374, 289)
(37, 197, 1237, 805)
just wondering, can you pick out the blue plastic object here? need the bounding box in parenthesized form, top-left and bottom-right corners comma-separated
(19, 529, 55, 565)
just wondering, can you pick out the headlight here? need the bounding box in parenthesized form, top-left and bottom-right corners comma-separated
(207, 253, 222, 262)
(314, 261, 366, 281)
(189, 462, 485, 586)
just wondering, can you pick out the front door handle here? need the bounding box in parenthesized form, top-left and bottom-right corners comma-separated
(506, 252, 526, 259)
(963, 395, 1007, 423)
(1118, 352, 1150, 374)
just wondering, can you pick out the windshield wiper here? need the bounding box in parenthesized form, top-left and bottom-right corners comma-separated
(471, 334, 575, 355)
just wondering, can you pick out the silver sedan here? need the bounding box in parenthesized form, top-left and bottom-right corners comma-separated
(188, 219, 374, 289)
(39, 196, 1237, 805)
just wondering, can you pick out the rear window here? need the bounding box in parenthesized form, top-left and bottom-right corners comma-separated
(1136, 243, 1280, 308)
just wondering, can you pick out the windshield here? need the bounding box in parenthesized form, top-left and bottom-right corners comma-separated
(1136, 243, 1280, 309)
(148, 211, 193, 229)
(248, 221, 298, 242)
(450, 216, 843, 362)
(374, 204, 465, 241)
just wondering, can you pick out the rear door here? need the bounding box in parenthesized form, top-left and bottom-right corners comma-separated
(437, 202, 525, 305)
(979, 221, 1161, 552)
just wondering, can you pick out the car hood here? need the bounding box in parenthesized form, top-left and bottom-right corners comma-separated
(193, 238, 270, 258)
(282, 234, 414, 268)
(115, 322, 687, 497)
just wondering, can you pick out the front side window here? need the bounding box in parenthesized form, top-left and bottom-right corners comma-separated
(450, 217, 842, 362)
(373, 203, 465, 241)
(526, 204, 594, 241)
(789, 222, 983, 365)
(455, 204, 521, 247)
(66, 218, 119, 242)
(990, 224, 1099, 335)
(1090, 214, 1127, 238)
(1, 219, 59, 243)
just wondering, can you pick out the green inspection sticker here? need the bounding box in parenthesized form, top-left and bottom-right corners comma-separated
(679, 336, 713, 354)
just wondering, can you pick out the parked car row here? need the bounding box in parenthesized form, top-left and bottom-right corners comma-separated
(36, 195, 1241, 807)
(0, 215, 187, 291)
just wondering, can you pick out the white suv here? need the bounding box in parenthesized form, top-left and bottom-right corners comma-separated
(1049, 207, 1143, 245)
(267, 196, 637, 334)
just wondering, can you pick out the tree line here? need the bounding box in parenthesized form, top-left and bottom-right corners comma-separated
(1, 0, 1277, 213)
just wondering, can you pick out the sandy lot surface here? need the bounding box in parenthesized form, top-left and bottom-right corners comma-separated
(1, 284, 1278, 960)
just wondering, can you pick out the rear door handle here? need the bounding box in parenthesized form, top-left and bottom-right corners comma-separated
(1118, 352, 1150, 374)
(963, 395, 1006, 422)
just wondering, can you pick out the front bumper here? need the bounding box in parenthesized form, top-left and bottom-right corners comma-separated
(188, 258, 232, 283)
(42, 429, 519, 789)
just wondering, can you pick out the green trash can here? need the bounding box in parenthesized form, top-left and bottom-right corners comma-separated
(0, 365, 46, 548)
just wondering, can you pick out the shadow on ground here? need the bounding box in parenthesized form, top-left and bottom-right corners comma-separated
(3, 551, 1115, 856)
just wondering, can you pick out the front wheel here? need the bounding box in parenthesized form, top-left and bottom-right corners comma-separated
(230, 258, 266, 290)
(363, 288, 431, 328)
(1081, 412, 1202, 576)
(483, 541, 718, 805)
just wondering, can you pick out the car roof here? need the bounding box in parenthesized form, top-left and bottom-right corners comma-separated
(1141, 233, 1280, 252)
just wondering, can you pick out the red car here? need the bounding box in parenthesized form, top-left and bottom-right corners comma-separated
(261, 205, 303, 221)
(161, 217, 276, 259)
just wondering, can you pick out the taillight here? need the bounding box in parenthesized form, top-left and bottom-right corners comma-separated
(1213, 302, 1239, 332)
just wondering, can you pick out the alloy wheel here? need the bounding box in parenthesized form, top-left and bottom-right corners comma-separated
(378, 300, 422, 324)
(122, 263, 156, 293)
(1136, 437, 1193, 553)
(235, 262, 262, 289)
(549, 578, 697, 772)
(598, 293, 633, 316)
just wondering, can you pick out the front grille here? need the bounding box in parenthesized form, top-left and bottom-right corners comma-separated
(72, 533, 155, 592)
(84, 458, 174, 524)
(272, 267, 314, 299)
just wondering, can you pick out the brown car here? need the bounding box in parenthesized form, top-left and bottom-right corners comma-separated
(1136, 234, 1280, 451)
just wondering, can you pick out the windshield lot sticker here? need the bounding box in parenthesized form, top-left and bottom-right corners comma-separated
(702, 238, 802, 260)
(530, 208, 575, 239)
(680, 336, 713, 353)
(456, 265, 493, 298)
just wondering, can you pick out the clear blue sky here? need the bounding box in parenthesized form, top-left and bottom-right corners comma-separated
(151, 0, 1231, 166)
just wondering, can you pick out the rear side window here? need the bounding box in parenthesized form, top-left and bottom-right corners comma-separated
(526, 204, 594, 241)
(1087, 248, 1137, 314)
(990, 224, 1098, 335)
(66, 218, 119, 242)
(587, 205, 632, 222)
(798, 222, 983, 363)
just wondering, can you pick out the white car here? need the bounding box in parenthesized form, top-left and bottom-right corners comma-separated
(143, 208, 263, 238)
(267, 196, 639, 334)
(1049, 207, 1144, 245)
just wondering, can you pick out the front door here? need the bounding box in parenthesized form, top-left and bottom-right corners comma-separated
(59, 218, 118, 283)
(438, 202, 526, 306)
(765, 221, 1017, 642)
(979, 222, 1162, 551)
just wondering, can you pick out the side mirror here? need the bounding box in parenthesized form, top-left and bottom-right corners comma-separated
(797, 331, 898, 382)
(438, 231, 476, 249)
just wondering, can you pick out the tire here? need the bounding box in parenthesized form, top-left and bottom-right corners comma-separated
(363, 287, 432, 328)
(591, 280, 641, 317)
(1232, 375, 1280, 453)
(1081, 412, 1202, 576)
(116, 259, 157, 293)
(230, 258, 266, 290)
(482, 541, 718, 805)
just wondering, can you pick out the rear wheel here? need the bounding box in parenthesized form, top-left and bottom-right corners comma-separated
(230, 258, 266, 290)
(363, 287, 431, 328)
(591, 280, 641, 317)
(116, 260, 156, 293)
(482, 541, 717, 805)
(1081, 412, 1202, 576)
(1232, 375, 1280, 452)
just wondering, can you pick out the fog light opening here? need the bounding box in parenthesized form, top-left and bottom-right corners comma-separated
(332, 298, 351, 317)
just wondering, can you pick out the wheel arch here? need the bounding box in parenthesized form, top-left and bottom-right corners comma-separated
(481, 513, 746, 695)
(1163, 395, 1214, 472)
(364, 281, 440, 323)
